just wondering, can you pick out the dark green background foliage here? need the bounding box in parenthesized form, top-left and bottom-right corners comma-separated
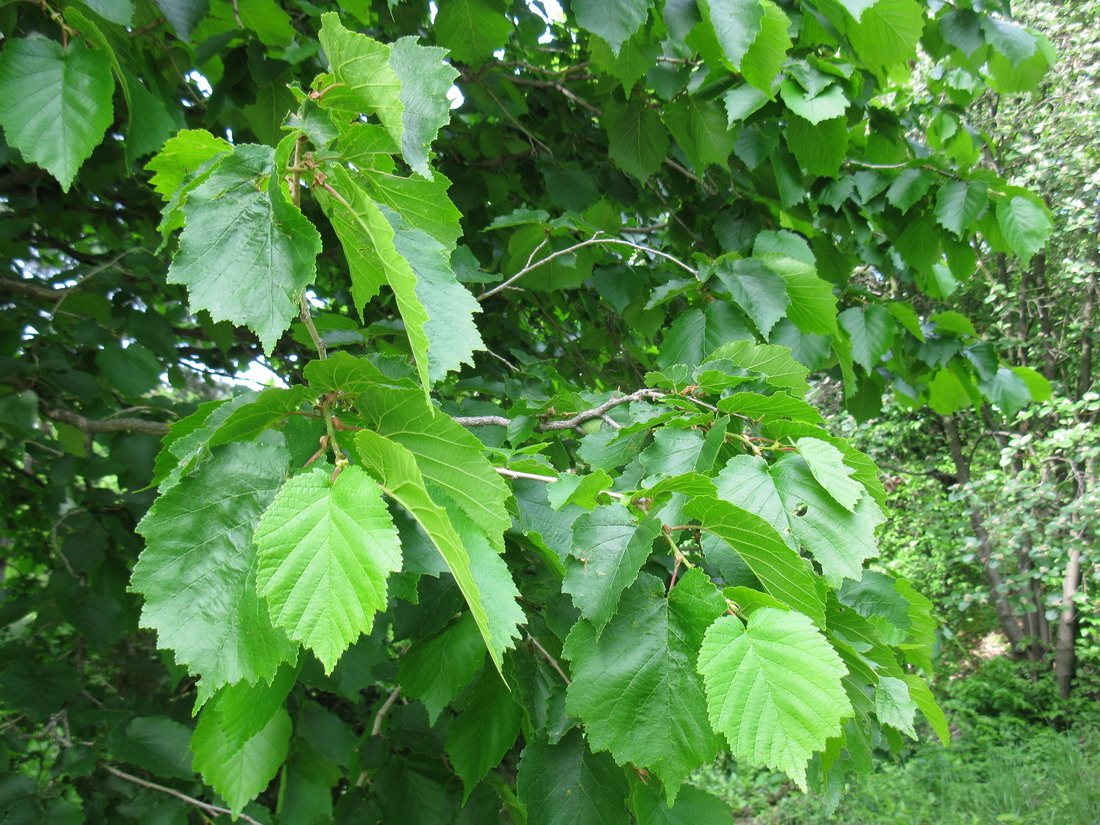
(0, 0, 1092, 822)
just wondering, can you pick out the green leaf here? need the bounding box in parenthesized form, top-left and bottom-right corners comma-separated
(358, 386, 510, 547)
(166, 144, 322, 353)
(662, 97, 735, 172)
(838, 305, 895, 370)
(779, 81, 848, 125)
(716, 392, 824, 424)
(981, 17, 1037, 65)
(847, 0, 925, 75)
(839, 570, 911, 645)
(886, 300, 925, 341)
(208, 386, 315, 447)
(122, 70, 179, 164)
(153, 0, 210, 40)
(996, 195, 1052, 264)
(771, 454, 884, 585)
(657, 304, 754, 370)
(361, 168, 463, 249)
(705, 339, 811, 394)
(605, 100, 669, 181)
(237, 0, 295, 46)
(517, 729, 631, 825)
(700, 0, 764, 69)
(191, 666, 296, 813)
(723, 84, 769, 124)
(795, 437, 862, 512)
(1011, 365, 1052, 403)
(785, 115, 847, 178)
(317, 165, 482, 385)
(146, 128, 232, 202)
(564, 571, 725, 800)
(254, 467, 401, 672)
(904, 673, 949, 744)
(318, 14, 403, 152)
(86, 0, 134, 25)
(434, 0, 513, 66)
(934, 181, 989, 237)
(629, 779, 733, 825)
(107, 716, 194, 780)
(885, 168, 933, 214)
(446, 667, 523, 799)
(875, 676, 918, 739)
(0, 38, 114, 192)
(927, 368, 972, 414)
(685, 495, 825, 627)
(760, 254, 838, 335)
(740, 0, 791, 93)
(354, 430, 520, 670)
(563, 505, 663, 633)
(390, 37, 459, 179)
(133, 443, 297, 697)
(398, 611, 486, 723)
(711, 258, 790, 338)
(697, 609, 852, 788)
(589, 32, 661, 91)
(573, 0, 649, 56)
(96, 343, 162, 398)
(547, 470, 614, 510)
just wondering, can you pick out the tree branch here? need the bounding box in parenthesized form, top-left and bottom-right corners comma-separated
(0, 277, 76, 301)
(101, 764, 263, 825)
(477, 238, 696, 301)
(456, 388, 663, 434)
(494, 467, 625, 500)
(45, 409, 170, 436)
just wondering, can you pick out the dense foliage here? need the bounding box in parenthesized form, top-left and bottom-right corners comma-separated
(0, 0, 1060, 821)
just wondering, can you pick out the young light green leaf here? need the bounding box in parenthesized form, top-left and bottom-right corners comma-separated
(564, 571, 725, 801)
(166, 144, 322, 353)
(445, 666, 523, 799)
(317, 14, 403, 150)
(876, 676, 919, 739)
(573, 0, 649, 56)
(0, 38, 114, 192)
(191, 666, 296, 813)
(716, 392, 824, 424)
(760, 254, 838, 336)
(711, 258, 791, 338)
(254, 467, 401, 672)
(398, 611, 485, 723)
(357, 386, 510, 547)
(390, 37, 460, 179)
(705, 339, 811, 394)
(685, 496, 825, 626)
(771, 454, 885, 585)
(904, 673, 950, 745)
(355, 430, 519, 670)
(700, 0, 765, 70)
(697, 609, 852, 789)
(740, 0, 792, 93)
(795, 438, 863, 512)
(517, 729, 631, 825)
(839, 305, 895, 371)
(146, 129, 233, 201)
(133, 443, 297, 698)
(563, 505, 663, 633)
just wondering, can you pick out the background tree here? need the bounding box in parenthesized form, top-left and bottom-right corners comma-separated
(0, 0, 1058, 821)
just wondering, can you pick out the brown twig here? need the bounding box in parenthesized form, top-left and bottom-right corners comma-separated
(101, 764, 264, 825)
(526, 634, 571, 685)
(45, 409, 169, 436)
(371, 687, 401, 736)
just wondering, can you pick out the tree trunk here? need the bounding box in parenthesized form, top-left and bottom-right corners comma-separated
(1054, 543, 1083, 699)
(941, 415, 1026, 652)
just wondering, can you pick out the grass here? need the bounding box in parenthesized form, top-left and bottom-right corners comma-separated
(693, 726, 1100, 825)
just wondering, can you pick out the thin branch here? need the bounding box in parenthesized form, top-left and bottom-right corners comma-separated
(45, 409, 169, 436)
(535, 388, 663, 431)
(494, 467, 626, 500)
(101, 764, 263, 825)
(454, 414, 512, 427)
(526, 634, 571, 685)
(507, 75, 603, 115)
(298, 294, 327, 359)
(663, 158, 716, 196)
(371, 687, 401, 736)
(0, 277, 75, 301)
(478, 238, 696, 301)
